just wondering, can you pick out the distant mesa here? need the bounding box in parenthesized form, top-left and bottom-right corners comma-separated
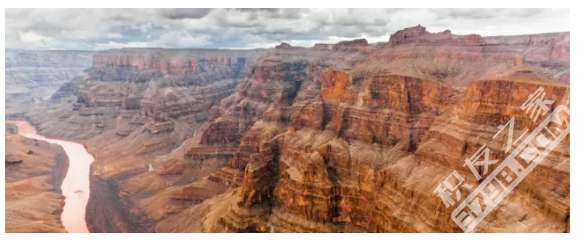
(389, 24, 485, 46)
(312, 38, 369, 51)
(335, 38, 368, 47)
(312, 43, 332, 50)
(275, 43, 293, 49)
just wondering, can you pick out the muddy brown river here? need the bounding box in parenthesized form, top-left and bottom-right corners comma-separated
(6, 120, 93, 233)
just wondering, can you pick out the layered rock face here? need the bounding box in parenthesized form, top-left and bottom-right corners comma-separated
(148, 27, 569, 233)
(366, 25, 570, 87)
(484, 32, 570, 84)
(14, 49, 265, 232)
(14, 26, 570, 233)
(5, 50, 94, 114)
(104, 27, 567, 233)
(370, 75, 569, 233)
(5, 125, 68, 233)
(24, 49, 264, 140)
(389, 25, 484, 46)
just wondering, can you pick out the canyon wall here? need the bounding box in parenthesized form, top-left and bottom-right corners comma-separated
(366, 25, 570, 87)
(80, 27, 567, 233)
(17, 48, 266, 232)
(5, 50, 94, 113)
(484, 32, 570, 84)
(151, 27, 570, 233)
(12, 26, 570, 233)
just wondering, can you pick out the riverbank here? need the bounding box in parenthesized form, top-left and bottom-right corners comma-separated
(5, 124, 68, 232)
(5, 120, 94, 233)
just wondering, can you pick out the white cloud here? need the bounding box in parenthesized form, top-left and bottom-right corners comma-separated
(231, 34, 391, 50)
(95, 41, 152, 49)
(5, 8, 570, 50)
(106, 33, 124, 39)
(18, 31, 58, 47)
(154, 31, 213, 47)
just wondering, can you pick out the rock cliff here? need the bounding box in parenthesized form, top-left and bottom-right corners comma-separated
(150, 27, 570, 233)
(16, 48, 265, 232)
(10, 26, 570, 233)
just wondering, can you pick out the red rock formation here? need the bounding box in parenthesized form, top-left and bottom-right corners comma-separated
(24, 25, 570, 233)
(153, 27, 569, 233)
(484, 32, 570, 63)
(333, 39, 369, 51)
(276, 43, 293, 49)
(484, 32, 570, 84)
(389, 25, 484, 46)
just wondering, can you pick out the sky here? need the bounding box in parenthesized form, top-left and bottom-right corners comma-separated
(5, 8, 570, 50)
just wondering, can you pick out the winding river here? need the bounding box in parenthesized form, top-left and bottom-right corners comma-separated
(6, 120, 93, 233)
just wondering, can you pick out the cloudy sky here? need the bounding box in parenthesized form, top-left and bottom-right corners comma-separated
(5, 8, 570, 50)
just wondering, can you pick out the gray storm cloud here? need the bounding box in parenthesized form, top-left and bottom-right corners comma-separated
(5, 8, 570, 50)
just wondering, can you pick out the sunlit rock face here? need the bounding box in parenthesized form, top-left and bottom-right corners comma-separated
(20, 26, 570, 233)
(147, 27, 570, 233)
(371, 74, 569, 233)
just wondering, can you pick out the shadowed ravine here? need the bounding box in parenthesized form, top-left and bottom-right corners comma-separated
(6, 120, 94, 233)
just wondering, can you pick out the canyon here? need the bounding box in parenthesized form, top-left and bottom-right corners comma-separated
(4, 25, 570, 233)
(5, 50, 94, 114)
(5, 120, 95, 233)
